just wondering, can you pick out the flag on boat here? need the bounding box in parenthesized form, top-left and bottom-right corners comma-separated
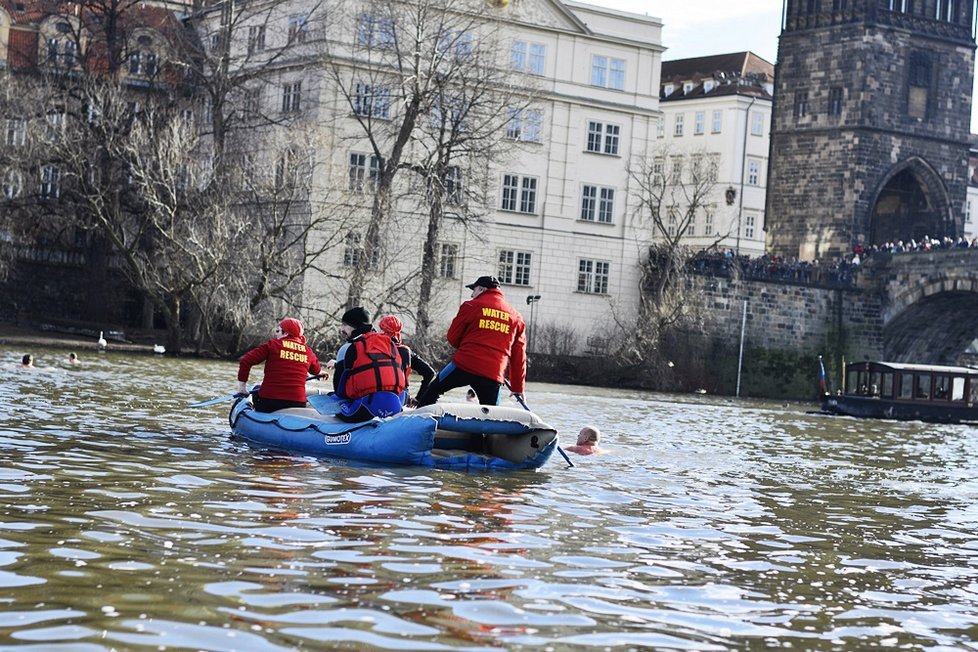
(818, 356, 829, 395)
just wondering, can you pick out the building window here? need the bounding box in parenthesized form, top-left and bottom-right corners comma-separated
(498, 250, 532, 286)
(591, 55, 625, 90)
(669, 155, 683, 184)
(506, 108, 543, 143)
(511, 41, 546, 75)
(828, 87, 844, 116)
(248, 25, 266, 53)
(745, 212, 757, 239)
(674, 113, 684, 137)
(966, 199, 973, 223)
(274, 149, 296, 190)
(282, 81, 302, 113)
(63, 40, 77, 67)
(694, 111, 705, 135)
(288, 15, 308, 43)
(444, 166, 463, 205)
(751, 112, 764, 136)
(528, 43, 546, 75)
(501, 174, 537, 214)
(438, 243, 458, 278)
(40, 164, 61, 199)
(704, 204, 715, 235)
(712, 110, 722, 133)
(580, 185, 615, 223)
(935, 0, 954, 19)
(436, 30, 472, 60)
(343, 232, 380, 268)
(657, 119, 665, 139)
(585, 121, 620, 155)
(243, 87, 261, 114)
(354, 82, 391, 119)
(666, 206, 678, 236)
(5, 118, 25, 147)
(2, 169, 23, 199)
(652, 158, 664, 184)
(793, 91, 809, 118)
(908, 51, 931, 120)
(747, 158, 761, 186)
(357, 14, 395, 48)
(349, 152, 380, 191)
(577, 259, 609, 294)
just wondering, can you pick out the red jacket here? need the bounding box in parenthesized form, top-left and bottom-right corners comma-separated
(447, 288, 527, 393)
(238, 337, 321, 403)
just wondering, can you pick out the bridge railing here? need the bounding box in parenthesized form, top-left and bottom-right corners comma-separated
(688, 252, 860, 289)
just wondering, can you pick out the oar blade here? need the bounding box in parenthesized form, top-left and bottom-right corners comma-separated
(187, 394, 238, 408)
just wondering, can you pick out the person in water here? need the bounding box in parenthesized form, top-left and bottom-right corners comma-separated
(18, 354, 34, 369)
(66, 352, 80, 365)
(565, 425, 603, 455)
(237, 317, 322, 413)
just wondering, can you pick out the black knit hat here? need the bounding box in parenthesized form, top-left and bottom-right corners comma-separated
(341, 306, 370, 328)
(465, 275, 500, 290)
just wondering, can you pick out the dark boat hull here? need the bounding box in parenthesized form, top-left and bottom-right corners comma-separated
(821, 394, 978, 424)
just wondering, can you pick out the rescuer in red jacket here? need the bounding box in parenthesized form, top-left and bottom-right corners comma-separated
(237, 317, 322, 412)
(415, 276, 527, 406)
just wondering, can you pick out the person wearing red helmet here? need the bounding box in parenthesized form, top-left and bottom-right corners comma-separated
(415, 275, 527, 406)
(378, 314, 436, 405)
(237, 317, 322, 413)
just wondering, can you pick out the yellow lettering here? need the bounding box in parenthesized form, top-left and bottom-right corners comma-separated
(278, 349, 308, 363)
(478, 318, 510, 334)
(481, 307, 510, 321)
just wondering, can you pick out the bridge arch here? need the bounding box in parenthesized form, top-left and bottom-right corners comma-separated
(883, 274, 978, 363)
(868, 157, 954, 247)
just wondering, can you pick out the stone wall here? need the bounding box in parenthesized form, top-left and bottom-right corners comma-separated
(767, 6, 974, 260)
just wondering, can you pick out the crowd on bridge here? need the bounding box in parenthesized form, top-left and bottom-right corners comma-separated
(853, 235, 978, 257)
(690, 234, 978, 287)
(688, 250, 861, 287)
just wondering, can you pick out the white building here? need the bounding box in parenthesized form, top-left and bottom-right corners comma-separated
(198, 0, 667, 353)
(657, 52, 773, 257)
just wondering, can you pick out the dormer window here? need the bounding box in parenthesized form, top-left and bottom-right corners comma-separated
(129, 34, 159, 77)
(703, 80, 715, 93)
(683, 82, 694, 94)
(663, 83, 674, 97)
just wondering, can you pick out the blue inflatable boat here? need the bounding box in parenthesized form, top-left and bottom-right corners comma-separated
(228, 397, 559, 471)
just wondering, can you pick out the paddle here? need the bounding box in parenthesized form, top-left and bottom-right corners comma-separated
(188, 375, 323, 408)
(504, 380, 574, 468)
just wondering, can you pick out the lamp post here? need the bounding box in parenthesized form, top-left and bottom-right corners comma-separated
(525, 295, 541, 353)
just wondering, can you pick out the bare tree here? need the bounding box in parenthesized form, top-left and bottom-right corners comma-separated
(627, 146, 723, 361)
(324, 0, 536, 323)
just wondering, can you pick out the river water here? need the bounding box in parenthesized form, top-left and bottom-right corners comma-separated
(1, 345, 977, 651)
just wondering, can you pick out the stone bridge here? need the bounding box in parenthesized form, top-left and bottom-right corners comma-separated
(865, 249, 978, 363)
(694, 248, 978, 372)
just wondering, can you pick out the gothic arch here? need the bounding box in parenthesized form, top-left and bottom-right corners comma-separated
(868, 157, 954, 247)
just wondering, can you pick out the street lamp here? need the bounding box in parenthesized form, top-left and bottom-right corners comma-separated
(525, 295, 541, 353)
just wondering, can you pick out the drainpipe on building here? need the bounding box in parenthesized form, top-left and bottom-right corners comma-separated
(736, 95, 757, 256)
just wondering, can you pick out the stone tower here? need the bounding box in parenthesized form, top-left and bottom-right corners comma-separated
(766, 0, 976, 260)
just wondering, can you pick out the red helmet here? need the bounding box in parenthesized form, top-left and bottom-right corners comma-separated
(378, 315, 402, 338)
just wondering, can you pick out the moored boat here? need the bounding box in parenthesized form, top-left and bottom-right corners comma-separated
(820, 359, 978, 424)
(228, 396, 559, 470)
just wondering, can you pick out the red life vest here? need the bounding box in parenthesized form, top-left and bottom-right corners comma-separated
(342, 332, 408, 400)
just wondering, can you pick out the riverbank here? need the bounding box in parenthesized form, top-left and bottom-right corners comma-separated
(0, 321, 162, 355)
